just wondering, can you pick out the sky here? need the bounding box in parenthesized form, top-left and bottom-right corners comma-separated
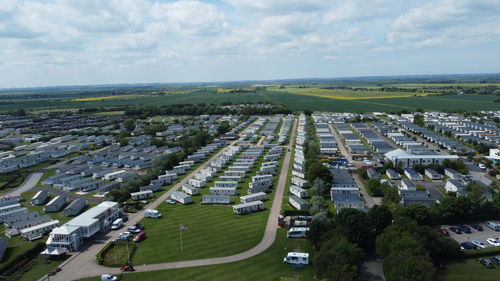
(0, 0, 500, 88)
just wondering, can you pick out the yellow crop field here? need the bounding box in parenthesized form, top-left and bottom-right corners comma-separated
(276, 87, 433, 100)
(217, 88, 241, 93)
(252, 84, 276, 87)
(72, 94, 148, 101)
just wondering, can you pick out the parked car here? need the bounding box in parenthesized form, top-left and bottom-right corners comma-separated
(486, 238, 500, 247)
(165, 199, 177, 205)
(460, 242, 478, 250)
(471, 224, 483, 231)
(479, 164, 486, 169)
(478, 258, 495, 268)
(128, 224, 145, 233)
(458, 225, 472, 234)
(101, 274, 119, 281)
(437, 229, 450, 236)
(490, 256, 500, 266)
(133, 232, 146, 242)
(472, 240, 487, 249)
(117, 232, 132, 241)
(449, 226, 462, 234)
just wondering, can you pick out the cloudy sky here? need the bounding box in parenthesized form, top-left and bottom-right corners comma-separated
(1, 0, 499, 88)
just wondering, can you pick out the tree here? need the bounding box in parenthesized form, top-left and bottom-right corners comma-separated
(383, 250, 438, 281)
(308, 212, 332, 247)
(311, 179, 329, 196)
(336, 208, 374, 251)
(124, 118, 136, 131)
(413, 114, 425, 127)
(314, 232, 365, 281)
(366, 179, 384, 197)
(310, 196, 328, 216)
(368, 205, 393, 235)
(217, 121, 231, 135)
(307, 162, 332, 184)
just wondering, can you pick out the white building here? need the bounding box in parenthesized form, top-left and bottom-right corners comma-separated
(46, 201, 122, 251)
(384, 148, 459, 168)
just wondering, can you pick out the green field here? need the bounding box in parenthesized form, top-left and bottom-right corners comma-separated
(1, 87, 498, 113)
(79, 228, 314, 281)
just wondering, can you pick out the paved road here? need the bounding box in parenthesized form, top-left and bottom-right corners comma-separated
(6, 172, 43, 196)
(45, 118, 297, 281)
(328, 124, 380, 207)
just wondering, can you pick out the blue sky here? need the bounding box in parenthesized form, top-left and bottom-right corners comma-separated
(0, 0, 499, 88)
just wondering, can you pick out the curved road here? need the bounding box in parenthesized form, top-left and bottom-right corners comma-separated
(44, 118, 296, 281)
(5, 172, 43, 196)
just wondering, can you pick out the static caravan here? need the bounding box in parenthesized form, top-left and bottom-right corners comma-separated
(291, 177, 309, 188)
(0, 208, 28, 223)
(399, 179, 416, 191)
(0, 204, 23, 215)
(232, 200, 264, 215)
(228, 166, 250, 172)
(219, 176, 243, 183)
(445, 168, 464, 180)
(0, 195, 20, 208)
(290, 185, 308, 199)
(159, 173, 177, 182)
(63, 198, 87, 216)
(171, 191, 193, 205)
(214, 181, 238, 188)
(404, 168, 423, 181)
(264, 154, 280, 161)
(201, 195, 231, 205)
(425, 169, 443, 180)
(291, 169, 305, 179)
(21, 220, 60, 241)
(385, 169, 401, 180)
(131, 190, 153, 201)
(44, 196, 67, 213)
(240, 192, 267, 204)
(182, 184, 199, 195)
(140, 184, 163, 193)
(262, 161, 278, 167)
(289, 195, 308, 210)
(179, 160, 195, 167)
(30, 190, 49, 206)
(189, 178, 206, 188)
(195, 173, 212, 182)
(224, 170, 246, 178)
(103, 170, 126, 181)
(210, 187, 237, 196)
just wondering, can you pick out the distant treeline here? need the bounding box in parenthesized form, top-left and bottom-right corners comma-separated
(123, 104, 292, 118)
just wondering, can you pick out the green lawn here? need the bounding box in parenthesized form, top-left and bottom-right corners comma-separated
(79, 228, 314, 281)
(127, 147, 284, 265)
(15, 255, 68, 281)
(441, 258, 500, 281)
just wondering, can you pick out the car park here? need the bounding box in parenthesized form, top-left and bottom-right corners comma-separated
(133, 232, 146, 242)
(460, 242, 477, 250)
(471, 240, 487, 249)
(458, 225, 472, 234)
(478, 258, 495, 268)
(486, 238, 500, 246)
(449, 226, 462, 234)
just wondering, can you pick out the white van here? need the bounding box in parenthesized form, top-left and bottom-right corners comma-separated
(283, 252, 309, 265)
(145, 209, 162, 218)
(111, 218, 123, 230)
(287, 227, 309, 238)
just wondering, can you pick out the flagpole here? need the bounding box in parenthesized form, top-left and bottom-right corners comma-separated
(180, 224, 183, 251)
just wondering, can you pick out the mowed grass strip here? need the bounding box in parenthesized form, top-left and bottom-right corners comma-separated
(79, 229, 314, 281)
